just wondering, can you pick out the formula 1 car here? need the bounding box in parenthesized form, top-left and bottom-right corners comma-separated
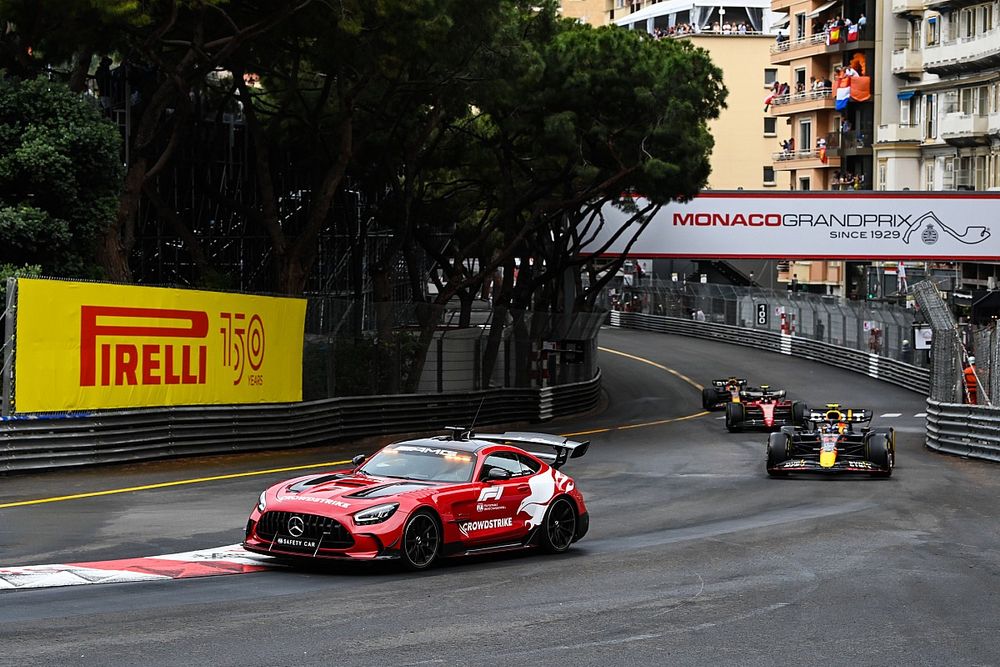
(724, 385, 807, 432)
(243, 429, 590, 570)
(702, 377, 748, 410)
(766, 404, 895, 477)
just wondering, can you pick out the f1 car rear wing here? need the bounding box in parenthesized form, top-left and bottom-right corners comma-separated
(473, 432, 590, 469)
(712, 378, 747, 388)
(808, 407, 872, 423)
(742, 388, 787, 399)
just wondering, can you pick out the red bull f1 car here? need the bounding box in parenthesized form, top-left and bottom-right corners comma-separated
(725, 385, 807, 432)
(243, 429, 590, 570)
(702, 377, 748, 410)
(766, 404, 895, 477)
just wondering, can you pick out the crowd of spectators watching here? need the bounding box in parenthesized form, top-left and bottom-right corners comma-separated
(775, 12, 866, 49)
(650, 21, 758, 39)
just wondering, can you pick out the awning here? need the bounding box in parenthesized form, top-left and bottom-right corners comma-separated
(806, 1, 838, 19)
(770, 14, 790, 29)
(897, 91, 915, 100)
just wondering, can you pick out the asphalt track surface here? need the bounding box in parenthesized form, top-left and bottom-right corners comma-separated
(2, 328, 1000, 666)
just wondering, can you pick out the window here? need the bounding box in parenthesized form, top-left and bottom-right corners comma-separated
(927, 16, 940, 46)
(517, 455, 541, 475)
(799, 119, 812, 153)
(878, 160, 888, 191)
(925, 161, 935, 191)
(480, 452, 528, 479)
(799, 177, 811, 191)
(961, 88, 973, 114)
(764, 68, 778, 86)
(764, 117, 777, 135)
(900, 99, 911, 125)
(795, 13, 806, 40)
(977, 86, 989, 115)
(763, 166, 776, 185)
(944, 89, 960, 114)
(925, 94, 937, 139)
(947, 11, 959, 41)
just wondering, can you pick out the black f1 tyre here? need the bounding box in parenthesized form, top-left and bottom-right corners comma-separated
(725, 402, 745, 433)
(702, 387, 719, 410)
(401, 510, 442, 570)
(865, 433, 893, 478)
(767, 431, 790, 476)
(791, 401, 808, 426)
(539, 497, 578, 554)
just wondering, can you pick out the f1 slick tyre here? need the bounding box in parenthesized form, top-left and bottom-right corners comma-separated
(791, 401, 808, 426)
(865, 433, 893, 478)
(725, 402, 745, 433)
(767, 432, 791, 476)
(540, 497, 578, 554)
(870, 427, 896, 466)
(401, 510, 442, 570)
(702, 387, 719, 410)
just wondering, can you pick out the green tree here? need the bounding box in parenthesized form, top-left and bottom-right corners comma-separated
(0, 77, 122, 277)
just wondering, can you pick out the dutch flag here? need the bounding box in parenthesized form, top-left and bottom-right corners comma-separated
(835, 77, 851, 111)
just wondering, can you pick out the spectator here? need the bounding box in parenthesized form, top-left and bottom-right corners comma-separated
(857, 13, 867, 36)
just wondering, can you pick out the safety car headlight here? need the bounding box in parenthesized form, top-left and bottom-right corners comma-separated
(353, 503, 399, 526)
(256, 491, 267, 513)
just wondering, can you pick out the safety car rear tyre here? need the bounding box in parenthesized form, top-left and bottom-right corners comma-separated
(865, 433, 892, 478)
(725, 402, 744, 433)
(539, 497, 578, 554)
(702, 387, 719, 410)
(767, 432, 790, 476)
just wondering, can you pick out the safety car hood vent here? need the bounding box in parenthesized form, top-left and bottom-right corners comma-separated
(346, 481, 437, 499)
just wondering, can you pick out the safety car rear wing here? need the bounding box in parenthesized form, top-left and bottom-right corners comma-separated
(808, 407, 872, 423)
(473, 432, 590, 469)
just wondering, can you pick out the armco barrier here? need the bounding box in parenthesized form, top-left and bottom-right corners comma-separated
(609, 311, 929, 394)
(925, 400, 1000, 463)
(0, 371, 601, 473)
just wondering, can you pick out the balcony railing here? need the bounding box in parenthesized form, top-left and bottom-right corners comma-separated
(990, 112, 1000, 136)
(940, 112, 990, 144)
(770, 32, 828, 55)
(877, 123, 922, 143)
(891, 48, 923, 75)
(771, 148, 841, 169)
(923, 28, 1000, 73)
(770, 89, 833, 109)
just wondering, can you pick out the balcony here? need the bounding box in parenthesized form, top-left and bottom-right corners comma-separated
(923, 29, 1000, 74)
(770, 89, 836, 116)
(891, 48, 923, 77)
(990, 112, 1000, 137)
(939, 112, 990, 146)
(891, 0, 925, 13)
(770, 32, 829, 63)
(771, 148, 841, 172)
(877, 123, 922, 143)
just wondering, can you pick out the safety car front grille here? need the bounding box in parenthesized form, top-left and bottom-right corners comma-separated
(256, 511, 354, 549)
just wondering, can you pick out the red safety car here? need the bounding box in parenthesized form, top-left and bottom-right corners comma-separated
(725, 385, 807, 432)
(243, 429, 590, 570)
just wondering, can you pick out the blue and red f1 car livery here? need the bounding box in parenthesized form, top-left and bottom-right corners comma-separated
(243, 429, 590, 570)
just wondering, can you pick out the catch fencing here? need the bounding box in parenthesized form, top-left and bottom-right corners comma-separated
(605, 278, 925, 368)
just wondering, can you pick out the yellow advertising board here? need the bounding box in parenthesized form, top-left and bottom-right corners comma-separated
(14, 278, 306, 413)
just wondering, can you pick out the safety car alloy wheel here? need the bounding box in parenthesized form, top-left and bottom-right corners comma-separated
(402, 511, 441, 570)
(541, 497, 577, 554)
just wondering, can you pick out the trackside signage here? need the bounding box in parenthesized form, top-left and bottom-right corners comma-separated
(13, 279, 306, 413)
(588, 192, 1000, 259)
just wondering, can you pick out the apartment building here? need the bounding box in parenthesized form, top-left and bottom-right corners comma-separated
(877, 1, 1000, 192)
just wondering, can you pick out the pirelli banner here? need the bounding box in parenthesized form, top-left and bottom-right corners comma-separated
(13, 279, 306, 413)
(590, 192, 1000, 260)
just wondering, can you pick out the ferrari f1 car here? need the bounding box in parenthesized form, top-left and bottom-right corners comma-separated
(766, 404, 895, 477)
(243, 429, 590, 570)
(725, 385, 807, 432)
(702, 377, 748, 410)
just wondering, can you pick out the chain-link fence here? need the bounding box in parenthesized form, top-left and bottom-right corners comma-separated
(601, 276, 928, 368)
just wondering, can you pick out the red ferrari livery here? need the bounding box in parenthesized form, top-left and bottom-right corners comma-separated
(243, 430, 590, 570)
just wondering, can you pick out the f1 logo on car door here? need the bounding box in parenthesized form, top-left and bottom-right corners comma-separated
(459, 452, 534, 544)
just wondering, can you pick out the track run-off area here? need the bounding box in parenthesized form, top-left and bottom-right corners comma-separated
(2, 328, 999, 666)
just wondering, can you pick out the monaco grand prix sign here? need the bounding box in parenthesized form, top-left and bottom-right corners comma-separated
(590, 192, 1000, 260)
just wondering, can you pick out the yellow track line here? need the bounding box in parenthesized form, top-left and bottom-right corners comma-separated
(598, 347, 704, 391)
(0, 460, 352, 509)
(1, 347, 702, 510)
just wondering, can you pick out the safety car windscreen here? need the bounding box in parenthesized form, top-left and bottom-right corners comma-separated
(359, 445, 475, 483)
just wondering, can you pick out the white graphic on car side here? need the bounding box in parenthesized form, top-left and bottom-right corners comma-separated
(517, 469, 574, 529)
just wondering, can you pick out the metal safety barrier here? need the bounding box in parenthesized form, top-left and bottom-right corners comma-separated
(0, 371, 601, 473)
(609, 311, 930, 394)
(926, 400, 1000, 463)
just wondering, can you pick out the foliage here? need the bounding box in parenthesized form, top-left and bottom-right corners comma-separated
(0, 262, 41, 307)
(0, 77, 121, 277)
